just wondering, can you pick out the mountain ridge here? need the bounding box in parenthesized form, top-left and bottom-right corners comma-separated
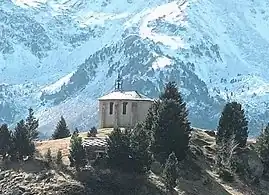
(1, 0, 269, 137)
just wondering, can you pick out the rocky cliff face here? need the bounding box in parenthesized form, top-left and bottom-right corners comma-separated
(1, 0, 269, 136)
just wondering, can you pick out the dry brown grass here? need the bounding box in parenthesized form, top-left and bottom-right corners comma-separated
(35, 128, 113, 164)
(35, 137, 71, 164)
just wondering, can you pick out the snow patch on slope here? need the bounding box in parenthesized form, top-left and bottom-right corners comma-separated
(152, 56, 171, 70)
(139, 1, 187, 49)
(41, 72, 74, 95)
(11, 0, 47, 8)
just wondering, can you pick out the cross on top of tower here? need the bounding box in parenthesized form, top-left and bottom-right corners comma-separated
(115, 73, 123, 91)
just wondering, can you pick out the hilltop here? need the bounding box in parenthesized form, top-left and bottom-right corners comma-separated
(34, 128, 112, 164)
(1, 128, 268, 195)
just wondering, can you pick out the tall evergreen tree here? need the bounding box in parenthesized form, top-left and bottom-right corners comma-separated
(160, 82, 182, 101)
(56, 150, 63, 167)
(216, 102, 248, 148)
(69, 133, 87, 171)
(12, 120, 35, 160)
(52, 116, 71, 139)
(163, 152, 179, 190)
(25, 107, 39, 141)
(0, 124, 12, 159)
(129, 123, 153, 174)
(45, 148, 52, 165)
(256, 123, 269, 174)
(107, 128, 132, 172)
(107, 127, 153, 174)
(151, 82, 191, 163)
(144, 101, 159, 131)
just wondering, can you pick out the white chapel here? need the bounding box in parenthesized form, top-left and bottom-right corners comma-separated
(98, 75, 153, 129)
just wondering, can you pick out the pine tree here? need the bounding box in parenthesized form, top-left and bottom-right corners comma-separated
(25, 107, 39, 141)
(45, 148, 52, 165)
(52, 116, 71, 140)
(0, 124, 12, 159)
(160, 82, 182, 101)
(151, 82, 191, 164)
(68, 133, 87, 171)
(56, 150, 63, 167)
(256, 123, 269, 174)
(107, 128, 132, 172)
(107, 127, 153, 174)
(72, 128, 79, 138)
(129, 123, 153, 174)
(216, 102, 248, 180)
(144, 101, 159, 131)
(216, 102, 248, 148)
(163, 152, 179, 190)
(12, 120, 35, 160)
(216, 103, 233, 145)
(89, 126, 97, 137)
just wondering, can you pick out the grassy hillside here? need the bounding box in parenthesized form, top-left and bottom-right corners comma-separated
(1, 128, 268, 195)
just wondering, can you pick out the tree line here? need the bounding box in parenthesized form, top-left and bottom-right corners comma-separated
(0, 108, 39, 161)
(0, 108, 75, 162)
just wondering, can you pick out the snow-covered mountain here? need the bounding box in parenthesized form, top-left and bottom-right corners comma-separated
(1, 0, 269, 137)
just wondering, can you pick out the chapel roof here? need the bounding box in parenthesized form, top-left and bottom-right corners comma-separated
(98, 90, 153, 101)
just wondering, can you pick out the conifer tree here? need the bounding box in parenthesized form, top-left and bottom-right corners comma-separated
(52, 116, 71, 139)
(129, 123, 153, 174)
(56, 150, 63, 167)
(45, 148, 52, 165)
(25, 107, 39, 141)
(0, 124, 12, 159)
(151, 82, 191, 164)
(107, 127, 153, 174)
(216, 102, 248, 148)
(160, 82, 182, 101)
(89, 126, 97, 137)
(107, 128, 132, 172)
(72, 128, 79, 138)
(144, 101, 159, 131)
(163, 152, 179, 190)
(69, 133, 87, 171)
(256, 123, 269, 174)
(12, 120, 35, 160)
